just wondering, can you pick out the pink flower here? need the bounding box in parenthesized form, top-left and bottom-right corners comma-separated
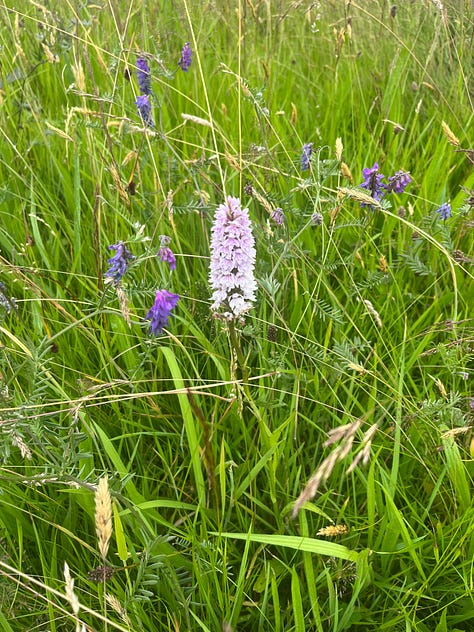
(209, 196, 257, 319)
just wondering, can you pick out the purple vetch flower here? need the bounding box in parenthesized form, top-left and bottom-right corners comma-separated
(385, 170, 412, 194)
(270, 208, 285, 225)
(178, 42, 192, 71)
(209, 196, 257, 319)
(360, 162, 385, 202)
(135, 94, 154, 127)
(146, 290, 180, 335)
(311, 212, 323, 225)
(105, 241, 135, 282)
(136, 57, 151, 95)
(157, 235, 176, 270)
(435, 202, 452, 220)
(0, 281, 17, 313)
(301, 143, 313, 171)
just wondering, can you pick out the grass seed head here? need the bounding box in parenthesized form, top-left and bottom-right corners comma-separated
(441, 121, 460, 146)
(63, 562, 80, 616)
(340, 162, 353, 181)
(317, 524, 348, 537)
(95, 476, 112, 561)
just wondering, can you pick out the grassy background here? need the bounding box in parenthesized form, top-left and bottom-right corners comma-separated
(0, 0, 473, 630)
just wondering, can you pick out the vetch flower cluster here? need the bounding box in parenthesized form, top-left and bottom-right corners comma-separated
(146, 290, 180, 335)
(359, 162, 411, 207)
(311, 212, 323, 226)
(105, 242, 135, 283)
(178, 42, 192, 71)
(209, 196, 257, 320)
(435, 202, 452, 220)
(0, 281, 17, 313)
(270, 208, 285, 225)
(360, 162, 386, 202)
(386, 170, 412, 194)
(157, 235, 176, 270)
(136, 57, 151, 96)
(301, 143, 313, 171)
(135, 94, 153, 127)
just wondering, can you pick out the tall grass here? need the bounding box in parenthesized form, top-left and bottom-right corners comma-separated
(0, 0, 473, 630)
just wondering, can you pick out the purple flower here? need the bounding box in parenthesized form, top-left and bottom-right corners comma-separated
(435, 202, 452, 220)
(136, 57, 151, 95)
(209, 196, 257, 319)
(178, 42, 192, 72)
(135, 94, 153, 127)
(157, 235, 176, 270)
(146, 290, 180, 335)
(105, 242, 135, 282)
(311, 212, 323, 225)
(360, 162, 385, 202)
(301, 143, 313, 171)
(386, 170, 411, 194)
(270, 208, 285, 225)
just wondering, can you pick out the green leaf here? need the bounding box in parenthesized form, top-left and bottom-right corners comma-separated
(214, 532, 361, 562)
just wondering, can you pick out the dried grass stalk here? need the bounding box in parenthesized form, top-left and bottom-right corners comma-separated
(339, 186, 383, 209)
(181, 113, 213, 128)
(292, 420, 378, 518)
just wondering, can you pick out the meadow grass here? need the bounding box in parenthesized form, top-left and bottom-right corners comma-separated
(0, 0, 473, 630)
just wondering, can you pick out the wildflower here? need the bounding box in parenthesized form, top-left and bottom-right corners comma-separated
(0, 282, 17, 313)
(136, 56, 151, 95)
(360, 162, 385, 202)
(301, 143, 313, 171)
(270, 208, 285, 225)
(435, 202, 452, 220)
(135, 94, 153, 126)
(157, 235, 176, 270)
(209, 196, 257, 319)
(105, 242, 135, 283)
(178, 42, 192, 71)
(311, 212, 323, 225)
(146, 290, 180, 335)
(385, 170, 411, 194)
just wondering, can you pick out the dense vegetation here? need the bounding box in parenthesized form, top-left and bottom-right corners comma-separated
(0, 1, 472, 630)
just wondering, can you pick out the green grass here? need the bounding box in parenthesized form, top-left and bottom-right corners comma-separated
(0, 0, 473, 630)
